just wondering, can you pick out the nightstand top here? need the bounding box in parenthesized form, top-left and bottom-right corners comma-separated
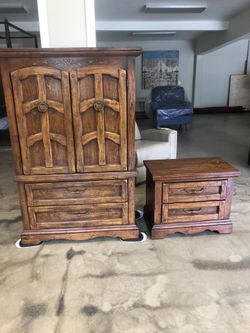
(144, 157, 240, 181)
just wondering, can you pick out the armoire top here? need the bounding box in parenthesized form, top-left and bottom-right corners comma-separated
(0, 47, 142, 58)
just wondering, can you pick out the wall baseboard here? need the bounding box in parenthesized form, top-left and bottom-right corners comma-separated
(135, 111, 149, 119)
(194, 106, 247, 113)
(0, 130, 11, 146)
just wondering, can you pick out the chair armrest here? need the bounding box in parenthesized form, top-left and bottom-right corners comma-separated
(150, 101, 160, 112)
(140, 128, 177, 158)
(140, 128, 177, 141)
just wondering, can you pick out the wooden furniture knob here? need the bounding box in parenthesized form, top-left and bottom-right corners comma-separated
(93, 99, 104, 112)
(37, 102, 49, 113)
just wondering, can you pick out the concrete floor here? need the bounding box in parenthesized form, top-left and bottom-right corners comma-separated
(1, 113, 250, 333)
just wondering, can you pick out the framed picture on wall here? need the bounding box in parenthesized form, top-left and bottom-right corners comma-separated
(142, 50, 179, 89)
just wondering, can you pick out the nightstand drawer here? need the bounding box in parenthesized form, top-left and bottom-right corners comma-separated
(163, 180, 227, 203)
(162, 201, 226, 223)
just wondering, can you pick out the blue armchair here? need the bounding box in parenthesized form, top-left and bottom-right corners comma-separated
(150, 86, 193, 128)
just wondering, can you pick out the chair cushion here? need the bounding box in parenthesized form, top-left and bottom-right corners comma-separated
(155, 102, 193, 120)
(135, 140, 171, 167)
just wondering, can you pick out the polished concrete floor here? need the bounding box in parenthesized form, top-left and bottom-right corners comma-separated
(1, 113, 250, 333)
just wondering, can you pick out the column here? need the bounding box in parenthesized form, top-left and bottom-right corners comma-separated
(37, 0, 96, 47)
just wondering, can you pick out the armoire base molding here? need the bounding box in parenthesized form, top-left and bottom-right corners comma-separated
(21, 225, 140, 245)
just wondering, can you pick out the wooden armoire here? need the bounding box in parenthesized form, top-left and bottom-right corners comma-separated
(0, 48, 141, 245)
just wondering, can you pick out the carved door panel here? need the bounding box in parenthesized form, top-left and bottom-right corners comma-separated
(11, 66, 75, 175)
(71, 66, 127, 172)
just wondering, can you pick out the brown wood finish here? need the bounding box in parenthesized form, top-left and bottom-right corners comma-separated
(11, 66, 75, 175)
(151, 222, 233, 239)
(0, 48, 142, 58)
(21, 225, 139, 245)
(127, 58, 136, 171)
(28, 203, 128, 229)
(17, 183, 30, 230)
(15, 171, 136, 182)
(144, 157, 240, 238)
(144, 157, 240, 181)
(224, 178, 234, 220)
(71, 66, 127, 172)
(162, 201, 225, 223)
(0, 47, 141, 244)
(0, 68, 23, 174)
(127, 177, 135, 225)
(25, 180, 127, 206)
(162, 180, 227, 203)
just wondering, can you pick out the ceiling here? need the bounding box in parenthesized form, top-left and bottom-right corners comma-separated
(0, 0, 38, 22)
(96, 31, 201, 42)
(0, 0, 250, 41)
(95, 0, 250, 42)
(95, 0, 250, 22)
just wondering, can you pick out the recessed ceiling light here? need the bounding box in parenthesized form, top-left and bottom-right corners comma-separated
(144, 2, 207, 13)
(0, 4, 29, 14)
(130, 31, 176, 37)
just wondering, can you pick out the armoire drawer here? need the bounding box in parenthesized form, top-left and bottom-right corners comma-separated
(162, 201, 226, 224)
(28, 203, 128, 229)
(162, 180, 227, 203)
(25, 180, 127, 206)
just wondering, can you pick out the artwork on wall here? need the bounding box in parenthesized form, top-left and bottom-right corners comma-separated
(142, 50, 179, 89)
(229, 74, 250, 110)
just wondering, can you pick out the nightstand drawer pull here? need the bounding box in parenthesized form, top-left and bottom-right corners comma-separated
(184, 187, 204, 194)
(184, 208, 202, 213)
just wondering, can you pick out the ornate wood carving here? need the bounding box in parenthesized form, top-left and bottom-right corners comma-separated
(11, 66, 75, 174)
(0, 48, 141, 244)
(71, 66, 127, 172)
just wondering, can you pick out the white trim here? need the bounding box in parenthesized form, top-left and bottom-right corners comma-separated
(37, 0, 50, 47)
(85, 0, 96, 47)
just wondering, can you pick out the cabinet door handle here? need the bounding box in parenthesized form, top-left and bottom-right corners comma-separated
(183, 208, 202, 213)
(184, 187, 204, 194)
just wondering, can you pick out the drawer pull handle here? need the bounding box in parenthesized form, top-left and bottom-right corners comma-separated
(72, 210, 90, 217)
(184, 208, 202, 213)
(184, 187, 204, 194)
(67, 188, 86, 194)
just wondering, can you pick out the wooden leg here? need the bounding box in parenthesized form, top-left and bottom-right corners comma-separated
(20, 237, 43, 247)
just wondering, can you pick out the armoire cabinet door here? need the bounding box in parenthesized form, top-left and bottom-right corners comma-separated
(71, 66, 127, 172)
(11, 66, 75, 175)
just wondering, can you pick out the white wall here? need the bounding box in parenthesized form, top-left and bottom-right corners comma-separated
(194, 39, 249, 108)
(196, 6, 250, 54)
(97, 39, 195, 102)
(247, 41, 250, 74)
(0, 33, 40, 48)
